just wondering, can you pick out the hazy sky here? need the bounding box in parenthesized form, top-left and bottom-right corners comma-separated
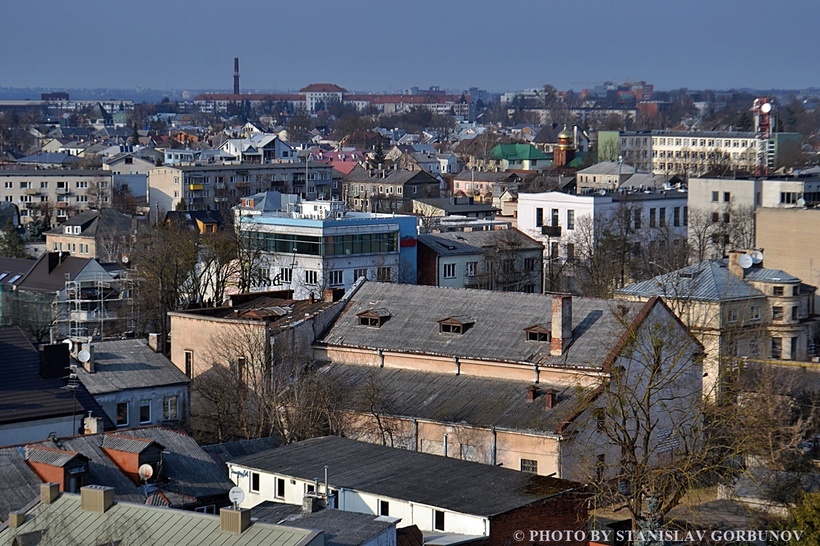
(3, 0, 818, 93)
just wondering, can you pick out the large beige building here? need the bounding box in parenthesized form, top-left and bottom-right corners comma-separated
(0, 170, 113, 227)
(147, 162, 335, 217)
(618, 252, 817, 399)
(315, 282, 702, 482)
(756, 207, 820, 306)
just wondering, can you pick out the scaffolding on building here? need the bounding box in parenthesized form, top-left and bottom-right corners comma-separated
(55, 271, 136, 341)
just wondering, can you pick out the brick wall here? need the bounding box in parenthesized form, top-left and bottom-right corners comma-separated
(489, 493, 589, 546)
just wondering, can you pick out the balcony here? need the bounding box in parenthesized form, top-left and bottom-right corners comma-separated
(235, 182, 251, 189)
(188, 183, 204, 191)
(24, 188, 41, 195)
(56, 187, 70, 195)
(464, 276, 481, 288)
(56, 202, 69, 209)
(214, 182, 226, 190)
(25, 202, 39, 209)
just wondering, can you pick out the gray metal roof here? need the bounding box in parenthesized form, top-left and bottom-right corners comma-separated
(0, 449, 41, 524)
(0, 494, 320, 546)
(743, 267, 801, 284)
(232, 436, 583, 518)
(323, 363, 588, 435)
(253, 502, 395, 546)
(419, 229, 542, 257)
(321, 282, 645, 369)
(577, 161, 637, 176)
(75, 339, 190, 395)
(617, 261, 767, 302)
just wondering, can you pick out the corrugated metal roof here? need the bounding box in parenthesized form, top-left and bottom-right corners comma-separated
(102, 434, 156, 454)
(321, 282, 644, 369)
(0, 494, 320, 546)
(24, 445, 84, 467)
(0, 449, 41, 524)
(233, 436, 582, 518)
(324, 364, 590, 435)
(743, 267, 801, 284)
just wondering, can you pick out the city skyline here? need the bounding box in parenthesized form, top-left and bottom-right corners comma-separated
(2, 0, 819, 93)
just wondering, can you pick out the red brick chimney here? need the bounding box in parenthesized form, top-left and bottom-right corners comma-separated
(526, 384, 538, 402)
(550, 294, 572, 356)
(544, 389, 557, 409)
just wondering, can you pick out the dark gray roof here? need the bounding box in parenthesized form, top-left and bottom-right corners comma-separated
(13, 253, 94, 293)
(324, 364, 586, 435)
(418, 229, 542, 257)
(0, 257, 34, 287)
(253, 502, 395, 546)
(233, 436, 583, 518)
(321, 282, 645, 369)
(0, 448, 41, 524)
(203, 437, 279, 468)
(45, 208, 134, 239)
(29, 428, 235, 505)
(0, 326, 113, 432)
(617, 261, 767, 302)
(15, 152, 82, 165)
(74, 339, 190, 395)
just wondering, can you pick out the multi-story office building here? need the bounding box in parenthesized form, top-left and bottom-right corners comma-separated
(147, 162, 336, 217)
(0, 170, 113, 227)
(237, 197, 418, 299)
(598, 130, 802, 177)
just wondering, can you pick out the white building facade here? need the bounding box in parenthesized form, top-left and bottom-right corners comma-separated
(237, 201, 419, 300)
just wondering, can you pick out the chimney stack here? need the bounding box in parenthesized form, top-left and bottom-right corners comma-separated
(147, 333, 160, 352)
(221, 507, 252, 534)
(233, 57, 240, 95)
(302, 494, 323, 514)
(83, 413, 104, 435)
(80, 485, 115, 513)
(544, 389, 557, 409)
(526, 384, 538, 402)
(550, 294, 572, 356)
(41, 483, 60, 504)
(727, 250, 747, 278)
(8, 511, 25, 528)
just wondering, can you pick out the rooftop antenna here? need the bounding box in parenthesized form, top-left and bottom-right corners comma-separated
(229, 486, 245, 510)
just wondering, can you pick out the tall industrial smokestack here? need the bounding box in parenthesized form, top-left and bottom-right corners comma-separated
(233, 57, 240, 95)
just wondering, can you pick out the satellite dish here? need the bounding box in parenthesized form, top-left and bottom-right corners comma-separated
(229, 486, 245, 506)
(138, 464, 154, 481)
(77, 350, 91, 363)
(121, 255, 130, 264)
(737, 254, 753, 269)
(598, 189, 607, 196)
(62, 339, 73, 351)
(761, 102, 772, 113)
(797, 198, 806, 207)
(750, 250, 764, 264)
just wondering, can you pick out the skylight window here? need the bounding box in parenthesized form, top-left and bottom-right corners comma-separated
(8, 274, 22, 283)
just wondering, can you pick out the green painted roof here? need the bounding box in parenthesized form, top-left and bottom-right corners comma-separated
(1, 492, 322, 546)
(489, 143, 550, 161)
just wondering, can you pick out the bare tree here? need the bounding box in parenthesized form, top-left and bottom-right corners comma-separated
(130, 222, 199, 351)
(572, 302, 715, 531)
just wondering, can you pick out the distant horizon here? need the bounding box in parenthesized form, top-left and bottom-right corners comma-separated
(3, 0, 818, 94)
(2, 82, 819, 103)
